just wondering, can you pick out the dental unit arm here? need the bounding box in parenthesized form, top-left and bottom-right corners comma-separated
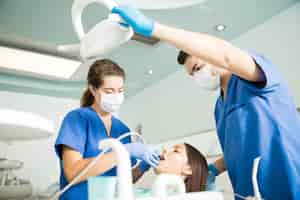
(99, 138, 134, 200)
(48, 132, 144, 200)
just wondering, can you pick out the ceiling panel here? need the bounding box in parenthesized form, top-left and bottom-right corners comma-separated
(0, 0, 298, 98)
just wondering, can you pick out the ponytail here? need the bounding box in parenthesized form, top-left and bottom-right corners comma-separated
(80, 88, 94, 107)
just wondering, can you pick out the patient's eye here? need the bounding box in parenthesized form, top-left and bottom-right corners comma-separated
(174, 148, 180, 153)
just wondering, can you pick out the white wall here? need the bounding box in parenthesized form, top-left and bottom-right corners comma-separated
(0, 91, 78, 193)
(0, 2, 299, 198)
(121, 2, 300, 199)
(232, 2, 300, 101)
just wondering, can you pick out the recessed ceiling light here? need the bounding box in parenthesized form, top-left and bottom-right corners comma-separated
(147, 69, 153, 75)
(215, 24, 226, 31)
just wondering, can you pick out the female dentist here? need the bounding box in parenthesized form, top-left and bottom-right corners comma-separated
(55, 59, 159, 200)
(112, 5, 300, 200)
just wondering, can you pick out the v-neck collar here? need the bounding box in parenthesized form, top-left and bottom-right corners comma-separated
(219, 74, 234, 105)
(88, 107, 115, 138)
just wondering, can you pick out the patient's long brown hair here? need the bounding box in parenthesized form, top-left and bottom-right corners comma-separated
(184, 143, 208, 192)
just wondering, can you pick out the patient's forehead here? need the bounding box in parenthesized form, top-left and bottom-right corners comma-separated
(173, 143, 186, 151)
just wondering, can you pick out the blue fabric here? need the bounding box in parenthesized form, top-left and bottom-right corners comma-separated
(54, 107, 136, 200)
(214, 50, 300, 200)
(138, 160, 151, 173)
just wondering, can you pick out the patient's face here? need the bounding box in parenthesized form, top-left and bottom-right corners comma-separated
(154, 144, 190, 176)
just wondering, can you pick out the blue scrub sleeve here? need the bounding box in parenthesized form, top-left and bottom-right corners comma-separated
(240, 49, 281, 93)
(55, 111, 87, 159)
(139, 161, 151, 172)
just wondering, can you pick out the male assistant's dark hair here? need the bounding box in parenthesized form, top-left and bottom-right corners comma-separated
(177, 50, 190, 65)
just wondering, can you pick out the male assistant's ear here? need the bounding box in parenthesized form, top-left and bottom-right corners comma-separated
(182, 165, 192, 176)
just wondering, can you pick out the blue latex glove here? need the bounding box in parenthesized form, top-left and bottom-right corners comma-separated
(112, 4, 154, 37)
(206, 164, 220, 190)
(208, 163, 220, 177)
(124, 143, 160, 168)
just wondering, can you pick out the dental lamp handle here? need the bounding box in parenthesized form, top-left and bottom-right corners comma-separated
(72, 0, 118, 39)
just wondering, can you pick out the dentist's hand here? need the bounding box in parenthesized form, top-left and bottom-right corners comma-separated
(124, 143, 160, 168)
(112, 4, 154, 37)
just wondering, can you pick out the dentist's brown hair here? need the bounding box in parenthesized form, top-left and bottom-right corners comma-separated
(80, 59, 126, 107)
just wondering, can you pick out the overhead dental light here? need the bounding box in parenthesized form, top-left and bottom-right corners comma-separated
(58, 0, 134, 61)
(115, 0, 207, 10)
(60, 0, 210, 60)
(0, 109, 54, 144)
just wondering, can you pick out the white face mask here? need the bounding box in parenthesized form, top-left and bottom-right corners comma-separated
(100, 92, 124, 113)
(192, 66, 220, 91)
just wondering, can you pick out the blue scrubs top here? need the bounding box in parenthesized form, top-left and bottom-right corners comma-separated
(215, 50, 300, 200)
(55, 107, 136, 200)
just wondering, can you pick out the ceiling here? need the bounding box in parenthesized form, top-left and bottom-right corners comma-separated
(0, 0, 298, 99)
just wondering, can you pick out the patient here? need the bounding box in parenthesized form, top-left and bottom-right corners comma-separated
(154, 143, 208, 192)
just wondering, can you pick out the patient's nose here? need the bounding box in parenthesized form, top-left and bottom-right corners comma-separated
(161, 149, 168, 160)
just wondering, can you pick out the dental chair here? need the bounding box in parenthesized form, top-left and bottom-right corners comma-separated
(0, 158, 33, 200)
(50, 135, 263, 200)
(89, 138, 263, 200)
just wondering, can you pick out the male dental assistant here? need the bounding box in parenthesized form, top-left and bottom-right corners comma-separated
(112, 5, 300, 200)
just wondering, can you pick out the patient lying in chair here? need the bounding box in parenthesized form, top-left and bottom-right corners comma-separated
(87, 143, 211, 199)
(138, 143, 208, 193)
